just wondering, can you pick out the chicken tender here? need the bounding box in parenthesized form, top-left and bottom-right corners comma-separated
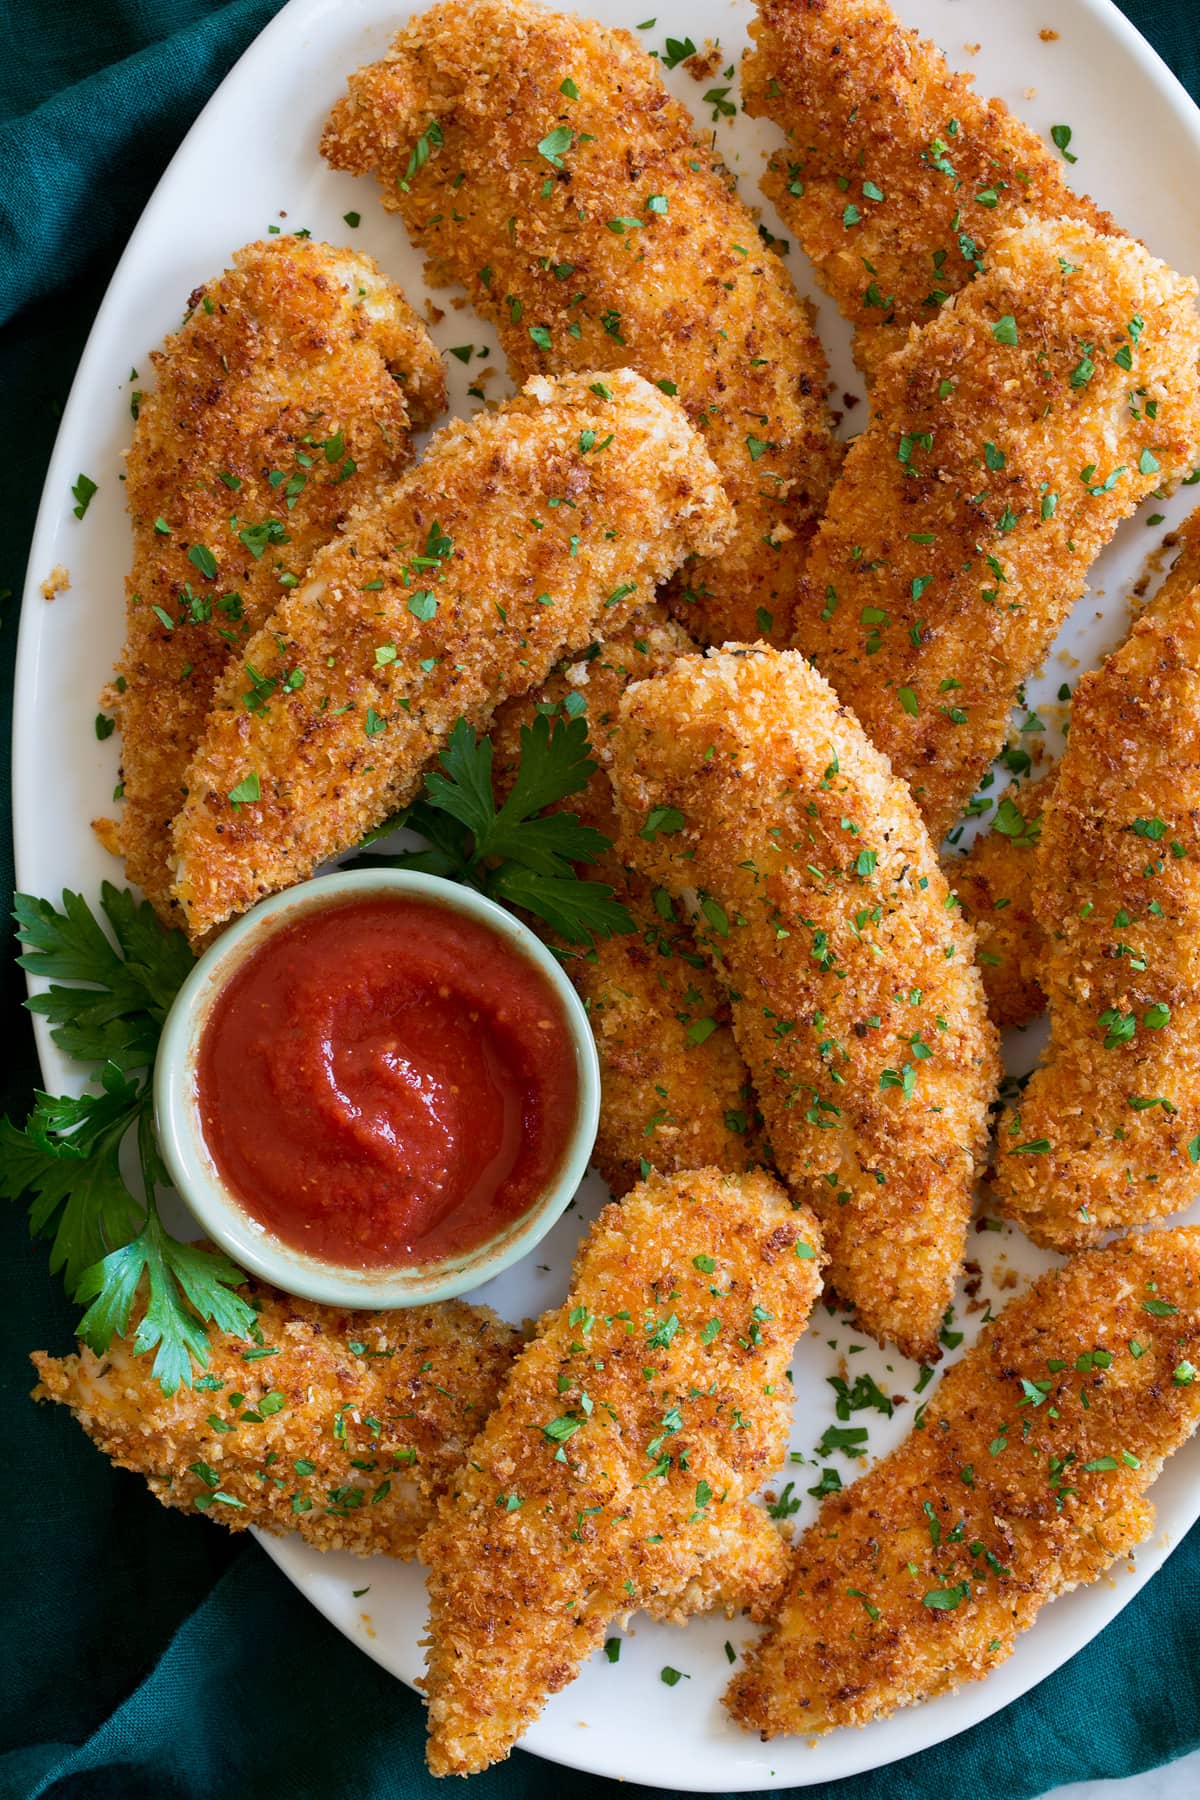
(1144, 508, 1200, 622)
(321, 0, 841, 645)
(791, 219, 1200, 843)
(948, 508, 1200, 1033)
(991, 565, 1200, 1247)
(726, 1227, 1200, 1738)
(610, 646, 998, 1362)
(115, 238, 445, 920)
(946, 775, 1053, 1029)
(491, 611, 763, 1194)
(32, 1272, 522, 1560)
(742, 0, 1120, 380)
(419, 1167, 824, 1775)
(170, 367, 732, 941)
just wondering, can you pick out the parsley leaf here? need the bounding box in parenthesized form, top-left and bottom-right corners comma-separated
(352, 714, 635, 947)
(5, 888, 254, 1392)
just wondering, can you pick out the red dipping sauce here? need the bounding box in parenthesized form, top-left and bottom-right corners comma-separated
(195, 894, 581, 1268)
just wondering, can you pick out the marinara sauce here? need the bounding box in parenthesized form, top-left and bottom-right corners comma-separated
(195, 894, 580, 1267)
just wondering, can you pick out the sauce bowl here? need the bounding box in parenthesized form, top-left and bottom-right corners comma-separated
(154, 868, 601, 1307)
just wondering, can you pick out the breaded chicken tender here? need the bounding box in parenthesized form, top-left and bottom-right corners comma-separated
(742, 0, 1120, 380)
(609, 646, 998, 1362)
(321, 0, 841, 645)
(949, 511, 1200, 1033)
(726, 1227, 1200, 1738)
(115, 238, 445, 920)
(170, 368, 732, 941)
(490, 610, 763, 1194)
(791, 219, 1200, 843)
(946, 775, 1053, 1028)
(32, 1271, 522, 1560)
(419, 1167, 824, 1775)
(991, 563, 1200, 1247)
(1143, 508, 1200, 622)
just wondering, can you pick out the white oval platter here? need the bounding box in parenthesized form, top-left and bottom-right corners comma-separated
(13, 0, 1200, 1788)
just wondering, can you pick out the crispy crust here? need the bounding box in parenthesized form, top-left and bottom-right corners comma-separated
(742, 0, 1120, 380)
(116, 238, 444, 919)
(418, 1167, 825, 1775)
(791, 219, 1200, 843)
(321, 0, 841, 644)
(32, 1275, 521, 1559)
(169, 367, 732, 940)
(991, 552, 1200, 1246)
(609, 645, 999, 1361)
(726, 1227, 1200, 1737)
(945, 775, 1053, 1029)
(490, 610, 765, 1194)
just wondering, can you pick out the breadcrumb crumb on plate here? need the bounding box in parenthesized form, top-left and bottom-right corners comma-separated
(40, 565, 70, 601)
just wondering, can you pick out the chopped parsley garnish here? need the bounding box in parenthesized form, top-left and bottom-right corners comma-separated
(1051, 124, 1078, 163)
(537, 126, 574, 166)
(71, 473, 98, 520)
(227, 771, 261, 807)
(661, 36, 696, 68)
(399, 118, 443, 190)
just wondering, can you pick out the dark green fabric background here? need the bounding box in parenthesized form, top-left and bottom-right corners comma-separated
(2, 3, 1199, 1796)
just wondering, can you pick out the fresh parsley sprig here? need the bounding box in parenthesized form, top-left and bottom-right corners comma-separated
(354, 713, 636, 945)
(3, 884, 254, 1393)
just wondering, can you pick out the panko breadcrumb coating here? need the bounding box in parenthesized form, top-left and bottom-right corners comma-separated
(170, 367, 732, 941)
(321, 0, 841, 645)
(946, 774, 1053, 1029)
(991, 560, 1200, 1248)
(116, 238, 445, 920)
(419, 1167, 825, 1776)
(791, 219, 1200, 844)
(610, 646, 998, 1362)
(742, 0, 1120, 380)
(32, 1273, 522, 1560)
(491, 609, 763, 1195)
(726, 1227, 1200, 1738)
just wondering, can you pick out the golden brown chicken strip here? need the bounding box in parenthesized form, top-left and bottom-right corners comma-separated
(742, 0, 1120, 380)
(321, 0, 841, 645)
(32, 1272, 522, 1559)
(610, 646, 998, 1362)
(170, 367, 732, 941)
(115, 238, 445, 920)
(991, 559, 1200, 1247)
(419, 1167, 824, 1776)
(1144, 508, 1200, 621)
(490, 610, 763, 1194)
(791, 219, 1200, 844)
(947, 510, 1200, 1033)
(726, 1227, 1200, 1737)
(946, 775, 1053, 1029)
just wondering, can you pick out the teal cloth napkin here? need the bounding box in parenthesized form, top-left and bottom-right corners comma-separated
(2, 2, 1199, 1795)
